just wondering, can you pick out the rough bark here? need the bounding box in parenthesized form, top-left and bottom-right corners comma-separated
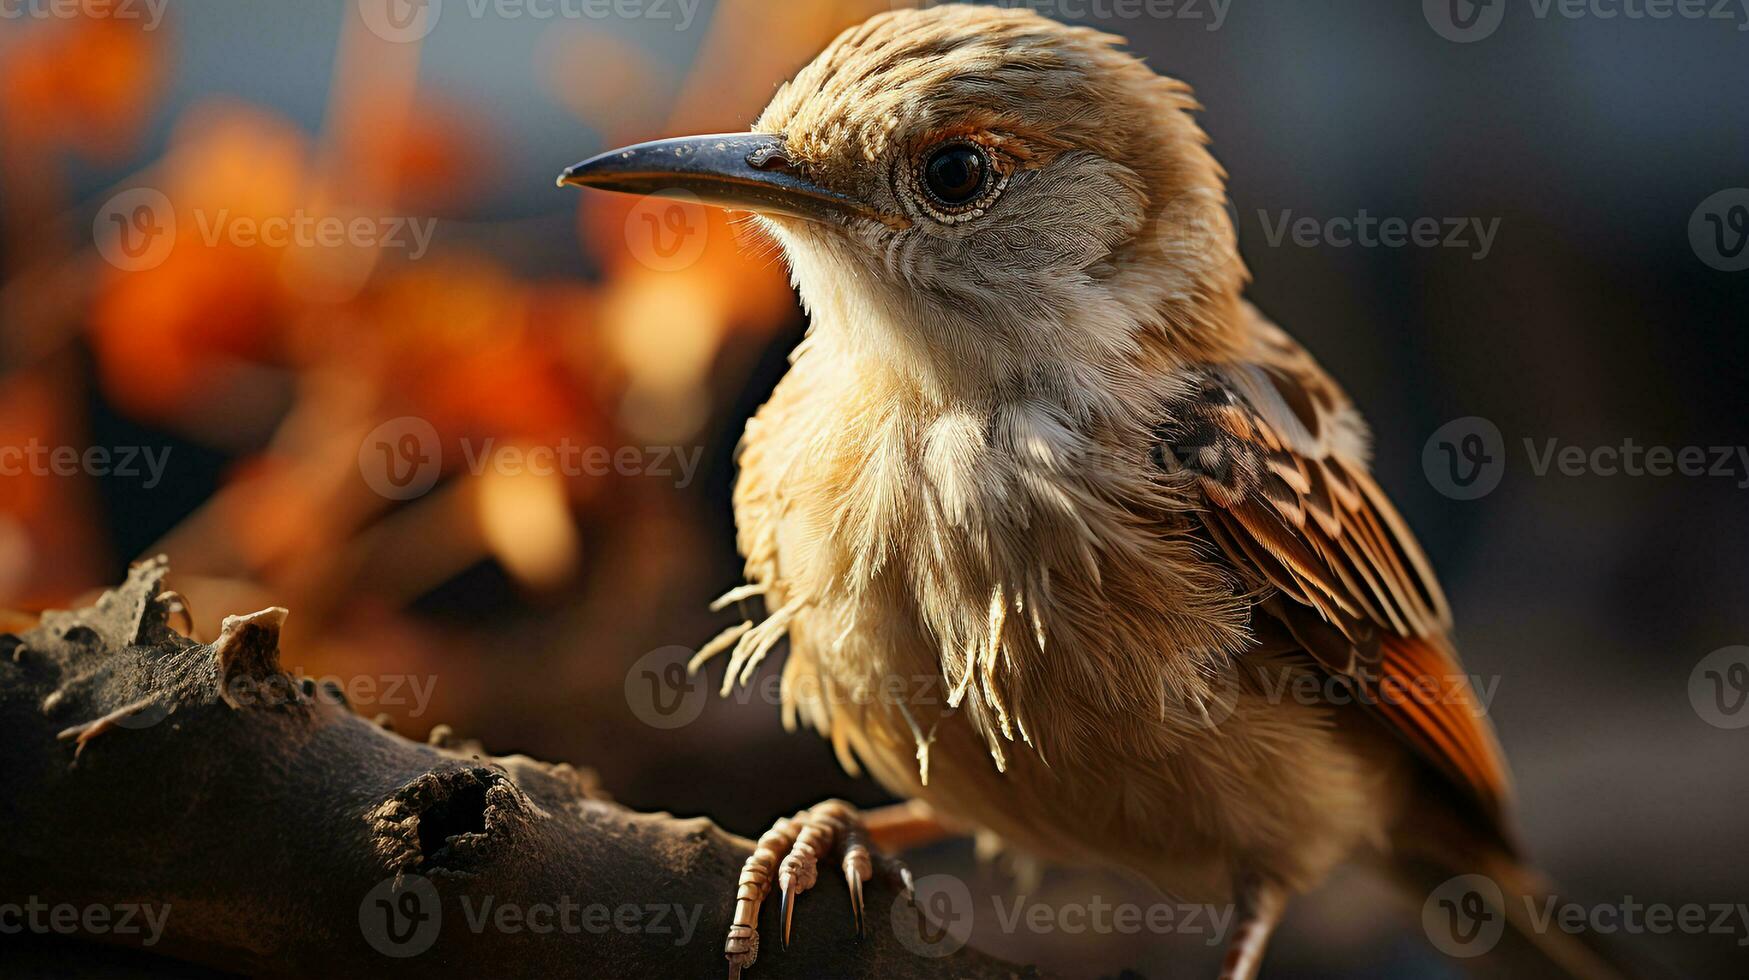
(0, 557, 1043, 979)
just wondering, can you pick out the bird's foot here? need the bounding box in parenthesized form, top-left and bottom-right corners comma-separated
(724, 798, 917, 979)
(1219, 876, 1286, 980)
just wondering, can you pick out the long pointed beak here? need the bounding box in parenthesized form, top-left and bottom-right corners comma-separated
(557, 132, 867, 224)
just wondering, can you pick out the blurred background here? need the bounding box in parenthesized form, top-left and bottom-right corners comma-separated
(1, 0, 1745, 976)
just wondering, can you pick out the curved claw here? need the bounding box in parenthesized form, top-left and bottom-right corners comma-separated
(721, 799, 920, 975)
(846, 866, 865, 936)
(841, 827, 873, 939)
(780, 881, 796, 948)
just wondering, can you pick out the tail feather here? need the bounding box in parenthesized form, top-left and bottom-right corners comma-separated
(1393, 801, 1673, 980)
(1479, 852, 1641, 980)
(1396, 846, 1690, 980)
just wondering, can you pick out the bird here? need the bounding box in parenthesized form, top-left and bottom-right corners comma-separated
(559, 6, 1631, 979)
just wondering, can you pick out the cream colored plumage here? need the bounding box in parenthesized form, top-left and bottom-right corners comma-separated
(559, 6, 1626, 979)
(707, 2, 1417, 901)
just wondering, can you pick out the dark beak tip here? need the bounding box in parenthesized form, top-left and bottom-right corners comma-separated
(553, 132, 861, 223)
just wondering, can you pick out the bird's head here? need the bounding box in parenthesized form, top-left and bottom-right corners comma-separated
(561, 5, 1247, 400)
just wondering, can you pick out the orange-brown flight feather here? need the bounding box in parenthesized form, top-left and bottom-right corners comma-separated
(1156, 333, 1512, 830)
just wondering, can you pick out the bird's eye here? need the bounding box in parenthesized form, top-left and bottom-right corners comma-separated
(923, 144, 988, 207)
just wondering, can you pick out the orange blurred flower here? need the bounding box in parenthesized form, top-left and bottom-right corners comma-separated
(0, 373, 106, 605)
(88, 104, 309, 422)
(0, 15, 167, 159)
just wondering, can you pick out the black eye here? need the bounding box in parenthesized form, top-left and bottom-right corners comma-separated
(923, 144, 988, 206)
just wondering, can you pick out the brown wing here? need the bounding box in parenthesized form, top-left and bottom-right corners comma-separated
(1156, 327, 1512, 827)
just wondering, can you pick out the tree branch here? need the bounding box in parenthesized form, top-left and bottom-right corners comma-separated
(0, 557, 1044, 979)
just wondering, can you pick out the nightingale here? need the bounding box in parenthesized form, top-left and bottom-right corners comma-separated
(561, 7, 1632, 979)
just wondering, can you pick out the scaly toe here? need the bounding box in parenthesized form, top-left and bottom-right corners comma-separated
(724, 799, 898, 974)
(724, 813, 802, 975)
(775, 800, 841, 945)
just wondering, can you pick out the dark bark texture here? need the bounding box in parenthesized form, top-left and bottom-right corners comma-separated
(0, 557, 1043, 979)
